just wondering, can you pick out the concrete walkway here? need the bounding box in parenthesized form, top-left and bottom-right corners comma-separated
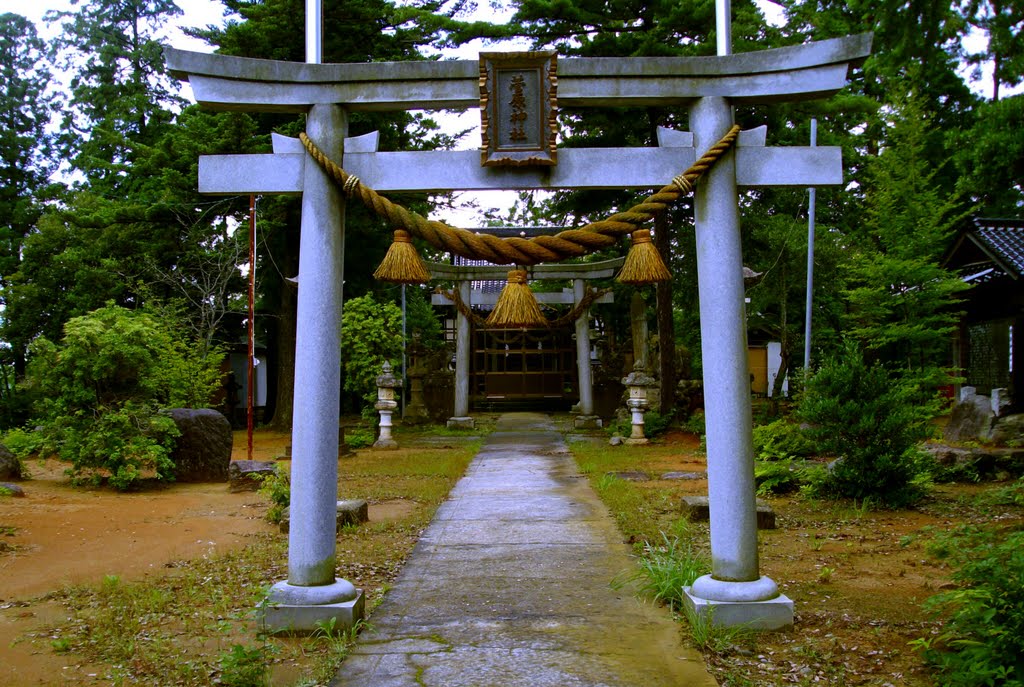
(330, 413, 717, 687)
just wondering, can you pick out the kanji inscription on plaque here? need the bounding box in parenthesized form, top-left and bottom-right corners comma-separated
(480, 51, 557, 167)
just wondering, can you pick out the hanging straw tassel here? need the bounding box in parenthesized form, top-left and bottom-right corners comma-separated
(485, 269, 547, 328)
(373, 229, 431, 284)
(616, 228, 671, 284)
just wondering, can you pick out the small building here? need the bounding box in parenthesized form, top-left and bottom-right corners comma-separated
(943, 217, 1024, 403)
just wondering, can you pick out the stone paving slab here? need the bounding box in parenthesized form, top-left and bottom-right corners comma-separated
(330, 412, 717, 687)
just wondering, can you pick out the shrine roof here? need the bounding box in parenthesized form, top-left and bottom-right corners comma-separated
(944, 217, 1024, 282)
(972, 218, 1024, 277)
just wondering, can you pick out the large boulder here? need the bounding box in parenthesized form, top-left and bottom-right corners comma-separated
(0, 444, 22, 481)
(991, 413, 1024, 447)
(167, 408, 232, 482)
(944, 393, 995, 443)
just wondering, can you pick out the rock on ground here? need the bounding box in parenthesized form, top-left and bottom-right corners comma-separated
(167, 408, 232, 482)
(0, 444, 22, 481)
(0, 482, 26, 497)
(228, 460, 277, 492)
(944, 393, 995, 443)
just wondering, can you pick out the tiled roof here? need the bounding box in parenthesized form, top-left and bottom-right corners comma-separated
(971, 218, 1024, 278)
(453, 255, 506, 294)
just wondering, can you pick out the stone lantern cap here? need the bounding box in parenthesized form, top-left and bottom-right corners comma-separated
(621, 361, 656, 388)
(376, 360, 402, 389)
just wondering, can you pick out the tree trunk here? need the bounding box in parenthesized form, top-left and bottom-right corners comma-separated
(768, 259, 788, 416)
(655, 212, 676, 414)
(268, 212, 301, 432)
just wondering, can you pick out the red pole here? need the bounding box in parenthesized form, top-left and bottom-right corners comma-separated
(247, 194, 256, 462)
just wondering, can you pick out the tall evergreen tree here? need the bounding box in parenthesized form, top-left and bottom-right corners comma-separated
(0, 13, 57, 377)
(45, 0, 185, 192)
(844, 90, 971, 376)
(960, 0, 1024, 101)
(951, 93, 1024, 214)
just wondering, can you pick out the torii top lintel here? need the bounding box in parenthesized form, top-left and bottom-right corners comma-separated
(165, 34, 871, 113)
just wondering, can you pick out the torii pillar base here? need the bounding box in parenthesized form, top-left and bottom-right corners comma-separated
(573, 415, 603, 430)
(260, 579, 365, 634)
(446, 416, 475, 430)
(682, 575, 793, 630)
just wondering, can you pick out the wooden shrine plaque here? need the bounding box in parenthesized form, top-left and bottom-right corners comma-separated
(480, 51, 558, 167)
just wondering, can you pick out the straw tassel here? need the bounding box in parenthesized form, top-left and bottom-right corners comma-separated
(485, 269, 547, 328)
(373, 229, 431, 284)
(616, 228, 671, 284)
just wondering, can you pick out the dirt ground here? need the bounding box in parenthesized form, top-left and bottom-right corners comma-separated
(2, 424, 1022, 686)
(0, 431, 413, 686)
(627, 430, 1024, 686)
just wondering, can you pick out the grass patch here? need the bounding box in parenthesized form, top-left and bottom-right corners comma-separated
(43, 440, 482, 686)
(614, 529, 708, 609)
(572, 443, 686, 548)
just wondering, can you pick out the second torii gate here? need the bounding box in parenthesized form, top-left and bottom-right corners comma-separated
(167, 31, 870, 632)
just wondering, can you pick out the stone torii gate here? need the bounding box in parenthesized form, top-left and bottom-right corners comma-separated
(166, 31, 870, 632)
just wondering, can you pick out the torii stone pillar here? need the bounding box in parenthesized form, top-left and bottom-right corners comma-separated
(681, 96, 792, 629)
(573, 278, 601, 429)
(447, 280, 475, 429)
(264, 104, 364, 630)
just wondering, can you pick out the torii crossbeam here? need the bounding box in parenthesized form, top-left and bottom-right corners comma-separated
(167, 31, 870, 633)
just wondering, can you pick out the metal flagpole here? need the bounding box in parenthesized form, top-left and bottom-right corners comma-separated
(247, 194, 256, 462)
(803, 119, 817, 372)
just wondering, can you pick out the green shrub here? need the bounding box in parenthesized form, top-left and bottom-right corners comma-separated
(340, 294, 403, 412)
(345, 428, 375, 449)
(258, 466, 290, 524)
(682, 411, 705, 436)
(755, 459, 805, 496)
(797, 342, 937, 507)
(914, 526, 1024, 686)
(752, 419, 815, 460)
(26, 303, 219, 490)
(607, 409, 674, 439)
(1, 427, 45, 458)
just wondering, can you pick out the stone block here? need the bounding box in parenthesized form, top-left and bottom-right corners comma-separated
(661, 471, 705, 480)
(279, 499, 369, 534)
(446, 416, 476, 430)
(992, 388, 1012, 417)
(682, 587, 793, 630)
(260, 586, 364, 635)
(573, 415, 603, 430)
(681, 495, 776, 529)
(228, 459, 277, 492)
(606, 470, 649, 482)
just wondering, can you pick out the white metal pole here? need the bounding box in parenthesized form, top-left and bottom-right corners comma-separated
(716, 0, 732, 56)
(306, 0, 322, 64)
(803, 119, 817, 372)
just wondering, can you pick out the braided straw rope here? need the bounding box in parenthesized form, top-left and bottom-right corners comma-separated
(299, 125, 740, 266)
(443, 285, 613, 329)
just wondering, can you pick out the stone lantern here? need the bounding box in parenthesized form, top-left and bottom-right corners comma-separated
(373, 361, 401, 449)
(621, 361, 656, 445)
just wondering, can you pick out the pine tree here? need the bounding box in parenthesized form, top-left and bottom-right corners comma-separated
(844, 90, 971, 376)
(45, 0, 185, 192)
(0, 13, 57, 380)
